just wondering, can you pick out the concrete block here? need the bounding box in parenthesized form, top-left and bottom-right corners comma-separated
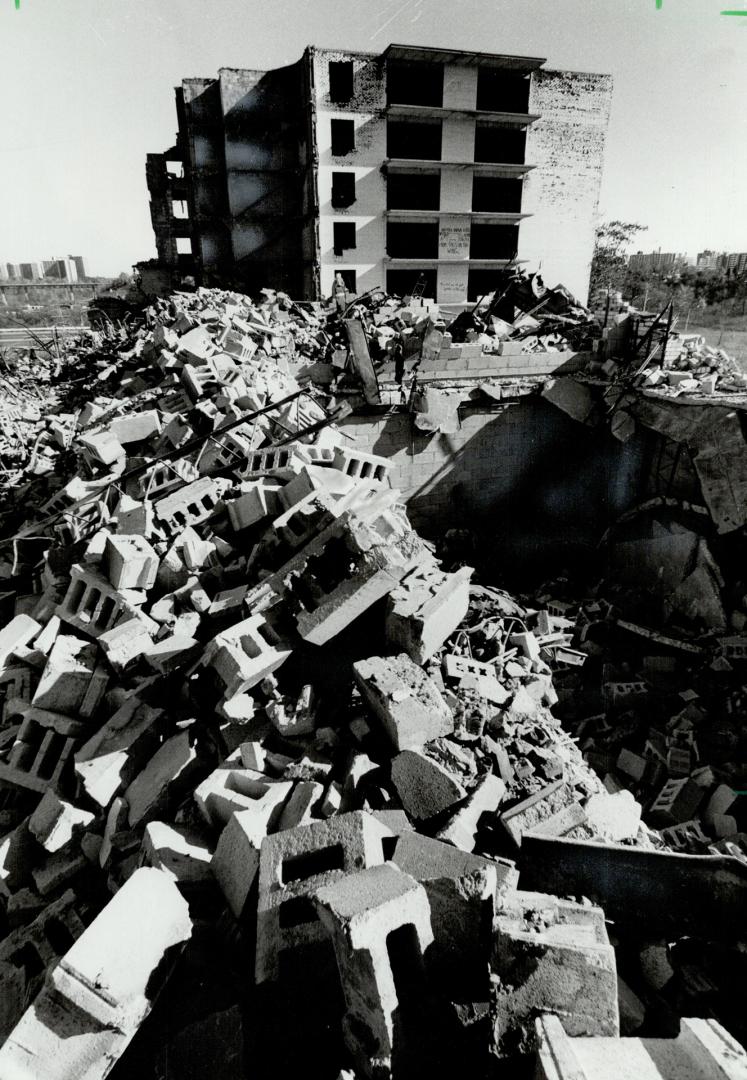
(75, 698, 162, 808)
(110, 410, 161, 444)
(32, 634, 108, 718)
(124, 730, 202, 827)
(142, 821, 213, 883)
(313, 864, 433, 1079)
(0, 614, 41, 670)
(492, 890, 618, 1055)
(28, 790, 95, 854)
(194, 769, 292, 829)
(584, 790, 641, 842)
(226, 479, 284, 531)
(98, 617, 154, 674)
(353, 653, 454, 751)
(0, 707, 84, 796)
(154, 476, 229, 532)
(0, 868, 191, 1080)
(277, 781, 323, 830)
(437, 772, 506, 851)
(534, 1013, 747, 1080)
(205, 613, 292, 700)
(390, 750, 467, 821)
(104, 534, 158, 590)
(500, 780, 576, 848)
(332, 446, 393, 485)
(648, 778, 704, 827)
(385, 564, 472, 664)
(256, 811, 392, 983)
(57, 564, 143, 639)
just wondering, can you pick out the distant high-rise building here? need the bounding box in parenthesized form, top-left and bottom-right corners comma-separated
(627, 251, 686, 274)
(696, 250, 721, 270)
(70, 255, 87, 280)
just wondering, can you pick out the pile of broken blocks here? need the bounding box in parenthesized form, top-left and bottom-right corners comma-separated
(0, 287, 743, 1080)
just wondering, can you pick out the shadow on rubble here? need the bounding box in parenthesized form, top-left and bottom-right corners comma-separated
(369, 397, 647, 590)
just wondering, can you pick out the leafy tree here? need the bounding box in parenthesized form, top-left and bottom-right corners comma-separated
(589, 220, 648, 305)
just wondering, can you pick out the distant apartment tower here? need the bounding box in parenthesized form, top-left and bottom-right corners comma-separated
(145, 44, 612, 304)
(627, 251, 687, 275)
(721, 252, 747, 275)
(697, 250, 721, 270)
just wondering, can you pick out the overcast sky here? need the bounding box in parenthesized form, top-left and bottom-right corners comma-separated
(1, 0, 746, 276)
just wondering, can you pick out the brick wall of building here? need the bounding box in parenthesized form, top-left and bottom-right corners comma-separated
(520, 69, 613, 303)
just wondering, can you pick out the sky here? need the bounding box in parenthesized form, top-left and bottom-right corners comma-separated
(1, 0, 746, 276)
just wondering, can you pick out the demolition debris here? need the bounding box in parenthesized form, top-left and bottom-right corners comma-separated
(0, 277, 744, 1080)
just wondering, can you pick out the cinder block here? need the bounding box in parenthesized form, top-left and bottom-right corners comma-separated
(353, 653, 453, 751)
(492, 890, 618, 1055)
(0, 868, 192, 1080)
(29, 790, 95, 853)
(313, 863, 434, 1078)
(390, 749, 467, 821)
(142, 821, 213, 883)
(255, 811, 392, 983)
(204, 613, 292, 699)
(104, 534, 159, 590)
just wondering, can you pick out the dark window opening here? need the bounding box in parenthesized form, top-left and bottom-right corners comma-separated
(332, 171, 356, 208)
(468, 267, 508, 302)
(386, 924, 425, 1003)
(386, 268, 437, 298)
(336, 269, 357, 293)
(474, 124, 526, 165)
(279, 895, 319, 929)
(329, 61, 354, 103)
(469, 223, 519, 260)
(387, 221, 439, 259)
(282, 844, 346, 885)
(331, 119, 355, 156)
(333, 221, 356, 256)
(387, 173, 440, 210)
(472, 176, 523, 213)
(476, 70, 531, 113)
(387, 61, 443, 107)
(387, 120, 442, 161)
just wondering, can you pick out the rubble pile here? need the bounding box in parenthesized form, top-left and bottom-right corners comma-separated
(528, 579, 747, 859)
(0, 286, 743, 1080)
(590, 312, 747, 398)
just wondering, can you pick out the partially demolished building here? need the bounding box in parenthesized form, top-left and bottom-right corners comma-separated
(143, 44, 612, 305)
(0, 269, 745, 1080)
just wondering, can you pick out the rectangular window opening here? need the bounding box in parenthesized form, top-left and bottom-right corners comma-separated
(476, 70, 531, 114)
(386, 268, 437, 298)
(335, 268, 357, 293)
(331, 171, 356, 208)
(472, 176, 523, 213)
(331, 119, 355, 156)
(333, 221, 356, 256)
(387, 120, 442, 161)
(469, 223, 519, 260)
(474, 124, 526, 165)
(387, 173, 440, 211)
(387, 61, 443, 107)
(329, 61, 354, 103)
(386, 221, 439, 259)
